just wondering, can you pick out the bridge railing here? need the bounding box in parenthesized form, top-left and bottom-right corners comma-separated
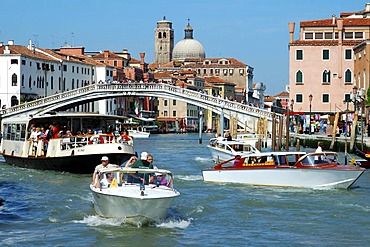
(0, 82, 278, 120)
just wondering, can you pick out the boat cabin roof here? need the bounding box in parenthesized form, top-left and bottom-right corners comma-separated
(98, 167, 173, 175)
(241, 151, 306, 158)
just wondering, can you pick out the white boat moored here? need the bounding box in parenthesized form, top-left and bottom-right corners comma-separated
(127, 129, 150, 138)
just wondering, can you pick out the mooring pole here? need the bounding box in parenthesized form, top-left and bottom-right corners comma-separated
(199, 110, 203, 144)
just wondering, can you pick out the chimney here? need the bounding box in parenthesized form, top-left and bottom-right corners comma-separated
(140, 52, 145, 72)
(104, 50, 109, 58)
(366, 3, 370, 11)
(8, 40, 14, 45)
(332, 14, 336, 25)
(0, 42, 3, 47)
(4, 45, 10, 54)
(28, 39, 33, 50)
(337, 19, 343, 45)
(288, 22, 295, 43)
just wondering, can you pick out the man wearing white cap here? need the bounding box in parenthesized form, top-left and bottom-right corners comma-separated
(91, 156, 118, 185)
(131, 152, 153, 169)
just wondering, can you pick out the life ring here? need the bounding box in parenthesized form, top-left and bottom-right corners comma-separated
(137, 126, 143, 132)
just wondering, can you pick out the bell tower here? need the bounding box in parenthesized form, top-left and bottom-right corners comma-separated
(154, 16, 174, 63)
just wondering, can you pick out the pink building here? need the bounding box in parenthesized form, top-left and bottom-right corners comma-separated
(289, 3, 370, 114)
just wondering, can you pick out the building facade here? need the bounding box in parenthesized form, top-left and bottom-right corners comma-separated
(289, 3, 370, 114)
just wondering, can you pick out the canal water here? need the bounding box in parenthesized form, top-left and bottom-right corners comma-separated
(0, 133, 369, 246)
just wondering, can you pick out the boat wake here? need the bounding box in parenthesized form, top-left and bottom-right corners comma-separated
(194, 157, 213, 163)
(73, 215, 192, 228)
(177, 174, 203, 181)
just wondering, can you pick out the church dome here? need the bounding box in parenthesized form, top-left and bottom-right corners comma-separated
(172, 23, 205, 61)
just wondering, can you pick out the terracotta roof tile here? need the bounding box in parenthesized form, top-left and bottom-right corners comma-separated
(301, 17, 370, 27)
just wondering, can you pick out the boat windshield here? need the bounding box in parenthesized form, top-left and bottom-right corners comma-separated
(299, 153, 339, 166)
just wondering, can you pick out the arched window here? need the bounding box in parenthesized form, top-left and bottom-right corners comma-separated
(29, 76, 32, 88)
(21, 74, 24, 87)
(12, 73, 17, 86)
(51, 76, 54, 90)
(163, 32, 167, 38)
(72, 79, 75, 89)
(344, 69, 352, 83)
(59, 77, 61, 90)
(11, 96, 18, 106)
(322, 70, 330, 83)
(158, 32, 162, 38)
(77, 79, 79, 88)
(296, 70, 303, 83)
(42, 77, 44, 88)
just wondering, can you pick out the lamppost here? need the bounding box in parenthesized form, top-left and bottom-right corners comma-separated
(344, 99, 350, 165)
(352, 85, 365, 149)
(290, 99, 294, 132)
(309, 94, 313, 135)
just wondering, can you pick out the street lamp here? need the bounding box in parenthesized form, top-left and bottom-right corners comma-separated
(309, 94, 313, 135)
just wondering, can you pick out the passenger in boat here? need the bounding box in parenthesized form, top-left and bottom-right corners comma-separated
(130, 152, 153, 184)
(91, 156, 119, 186)
(120, 130, 132, 142)
(232, 155, 241, 167)
(121, 156, 137, 168)
(226, 132, 232, 141)
(315, 142, 323, 153)
(131, 152, 153, 169)
(149, 173, 168, 186)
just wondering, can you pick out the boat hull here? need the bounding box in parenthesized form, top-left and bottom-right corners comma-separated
(202, 168, 365, 189)
(90, 184, 179, 223)
(3, 152, 132, 174)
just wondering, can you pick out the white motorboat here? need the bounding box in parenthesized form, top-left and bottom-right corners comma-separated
(127, 129, 150, 138)
(207, 137, 260, 161)
(0, 112, 134, 173)
(90, 167, 180, 224)
(202, 151, 366, 189)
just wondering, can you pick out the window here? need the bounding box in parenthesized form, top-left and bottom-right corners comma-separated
(304, 32, 313, 39)
(29, 76, 32, 88)
(322, 70, 330, 83)
(345, 49, 352, 59)
(77, 67, 79, 73)
(164, 110, 167, 117)
(172, 111, 176, 117)
(296, 94, 303, 103)
(173, 100, 176, 106)
(324, 32, 333, 39)
(51, 76, 54, 90)
(239, 69, 244, 75)
(63, 65, 67, 71)
(345, 69, 352, 83)
(11, 59, 18, 64)
(223, 69, 228, 75)
(296, 50, 303, 60)
(12, 73, 17, 86)
(322, 94, 329, 103)
(355, 32, 363, 39)
(215, 69, 220, 75)
(163, 32, 167, 38)
(296, 70, 303, 83)
(315, 33, 323, 39)
(164, 100, 167, 107)
(106, 70, 109, 76)
(21, 59, 26, 65)
(51, 64, 55, 71)
(344, 32, 353, 39)
(158, 32, 162, 39)
(344, 94, 351, 102)
(37, 62, 41, 70)
(229, 69, 234, 75)
(323, 49, 329, 60)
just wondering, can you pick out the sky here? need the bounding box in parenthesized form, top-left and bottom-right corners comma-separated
(0, 0, 367, 95)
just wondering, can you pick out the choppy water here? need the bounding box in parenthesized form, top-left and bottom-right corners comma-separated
(0, 133, 370, 247)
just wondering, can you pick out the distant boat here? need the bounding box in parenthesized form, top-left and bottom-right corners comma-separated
(0, 112, 134, 173)
(127, 129, 150, 138)
(207, 137, 260, 161)
(202, 151, 365, 189)
(90, 167, 180, 224)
